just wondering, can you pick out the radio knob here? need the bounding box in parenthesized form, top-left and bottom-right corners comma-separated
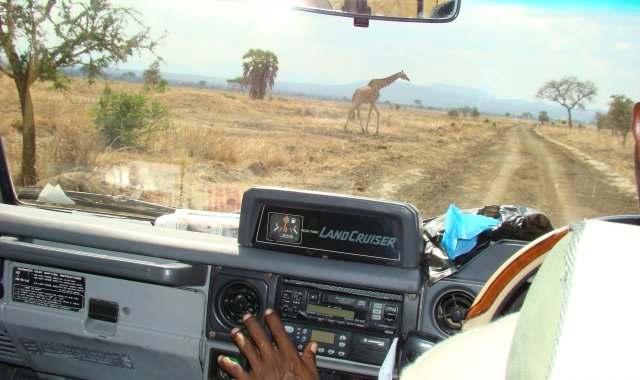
(280, 305, 289, 315)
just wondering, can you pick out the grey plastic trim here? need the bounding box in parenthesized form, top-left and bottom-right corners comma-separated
(0, 237, 207, 286)
(206, 340, 386, 378)
(0, 204, 423, 293)
(453, 240, 526, 282)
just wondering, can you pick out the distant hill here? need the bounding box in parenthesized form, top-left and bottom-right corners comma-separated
(106, 68, 598, 122)
(272, 80, 598, 122)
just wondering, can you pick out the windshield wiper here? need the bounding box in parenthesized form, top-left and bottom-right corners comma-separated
(17, 189, 176, 221)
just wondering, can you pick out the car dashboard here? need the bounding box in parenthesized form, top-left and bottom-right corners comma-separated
(0, 187, 524, 379)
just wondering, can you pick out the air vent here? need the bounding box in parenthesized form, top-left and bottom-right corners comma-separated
(0, 330, 24, 365)
(434, 291, 475, 335)
(217, 282, 262, 328)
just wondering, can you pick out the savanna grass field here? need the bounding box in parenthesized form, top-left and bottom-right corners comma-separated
(0, 75, 636, 215)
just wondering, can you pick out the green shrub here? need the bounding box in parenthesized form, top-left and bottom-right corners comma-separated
(94, 88, 170, 149)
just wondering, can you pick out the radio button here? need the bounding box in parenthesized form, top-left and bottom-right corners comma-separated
(297, 345, 303, 350)
(327, 349, 335, 355)
(318, 347, 325, 354)
(384, 305, 398, 314)
(373, 302, 383, 309)
(354, 299, 368, 310)
(372, 314, 382, 321)
(309, 292, 320, 302)
(292, 291, 303, 305)
(338, 351, 346, 357)
(282, 289, 292, 302)
(372, 309, 382, 315)
(284, 325, 295, 333)
(339, 335, 347, 341)
(338, 342, 346, 348)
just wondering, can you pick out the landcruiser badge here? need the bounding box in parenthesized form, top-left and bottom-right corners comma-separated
(318, 227, 396, 247)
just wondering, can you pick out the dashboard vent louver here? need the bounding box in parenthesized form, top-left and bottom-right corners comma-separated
(434, 291, 475, 335)
(0, 330, 24, 365)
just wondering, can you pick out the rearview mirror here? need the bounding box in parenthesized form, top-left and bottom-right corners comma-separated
(293, 0, 460, 25)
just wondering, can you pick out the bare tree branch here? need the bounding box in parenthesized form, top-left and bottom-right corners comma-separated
(0, 61, 15, 78)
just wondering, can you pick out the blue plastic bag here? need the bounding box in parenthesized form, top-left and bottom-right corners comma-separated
(441, 204, 500, 260)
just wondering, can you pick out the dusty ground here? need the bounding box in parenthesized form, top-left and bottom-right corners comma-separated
(0, 78, 637, 227)
(395, 125, 638, 226)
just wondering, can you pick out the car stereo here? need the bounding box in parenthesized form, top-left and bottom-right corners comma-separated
(238, 187, 423, 268)
(277, 278, 402, 365)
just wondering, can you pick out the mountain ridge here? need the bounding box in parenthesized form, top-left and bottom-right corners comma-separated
(108, 68, 598, 122)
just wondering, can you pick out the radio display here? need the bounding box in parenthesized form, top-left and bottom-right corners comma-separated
(311, 330, 335, 344)
(307, 304, 355, 319)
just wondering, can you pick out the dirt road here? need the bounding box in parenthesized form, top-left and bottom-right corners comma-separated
(352, 125, 638, 227)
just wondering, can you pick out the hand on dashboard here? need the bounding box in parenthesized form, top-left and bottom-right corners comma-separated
(218, 309, 321, 380)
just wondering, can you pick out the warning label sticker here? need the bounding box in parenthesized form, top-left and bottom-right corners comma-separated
(21, 339, 135, 370)
(12, 267, 85, 311)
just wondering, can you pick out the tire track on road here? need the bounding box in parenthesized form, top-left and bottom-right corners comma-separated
(481, 127, 522, 206)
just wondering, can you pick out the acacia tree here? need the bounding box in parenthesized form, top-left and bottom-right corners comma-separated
(536, 76, 598, 129)
(242, 49, 278, 100)
(0, 0, 160, 186)
(606, 94, 634, 146)
(143, 59, 167, 92)
(227, 76, 246, 93)
(538, 111, 550, 124)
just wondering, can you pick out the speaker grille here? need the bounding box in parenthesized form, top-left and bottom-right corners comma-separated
(217, 282, 262, 328)
(434, 291, 475, 335)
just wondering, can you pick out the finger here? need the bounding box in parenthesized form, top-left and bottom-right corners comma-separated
(301, 341, 319, 372)
(230, 327, 261, 366)
(218, 355, 249, 380)
(264, 309, 299, 357)
(242, 313, 276, 357)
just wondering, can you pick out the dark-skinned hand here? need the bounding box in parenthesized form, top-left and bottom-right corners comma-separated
(218, 309, 321, 380)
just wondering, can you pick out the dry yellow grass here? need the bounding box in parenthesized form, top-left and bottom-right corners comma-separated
(536, 125, 636, 186)
(0, 75, 527, 210)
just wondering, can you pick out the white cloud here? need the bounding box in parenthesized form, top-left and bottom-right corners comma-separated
(614, 42, 632, 51)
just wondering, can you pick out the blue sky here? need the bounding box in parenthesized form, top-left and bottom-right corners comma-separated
(117, 0, 640, 109)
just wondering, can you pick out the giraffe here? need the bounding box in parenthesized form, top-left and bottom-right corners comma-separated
(344, 71, 410, 134)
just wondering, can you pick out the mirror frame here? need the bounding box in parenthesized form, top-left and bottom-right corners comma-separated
(292, 0, 461, 25)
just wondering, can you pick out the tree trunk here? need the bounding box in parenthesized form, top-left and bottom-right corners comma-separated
(565, 106, 573, 129)
(15, 78, 38, 186)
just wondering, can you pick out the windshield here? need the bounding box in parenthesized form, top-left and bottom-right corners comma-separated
(1, 0, 638, 227)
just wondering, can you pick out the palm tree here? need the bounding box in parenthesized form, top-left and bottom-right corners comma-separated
(242, 49, 279, 100)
